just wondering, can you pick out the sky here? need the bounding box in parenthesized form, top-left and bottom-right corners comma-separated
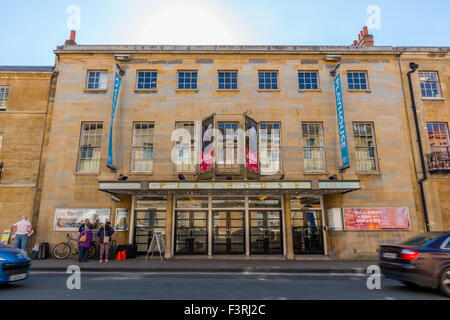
(1, 0, 449, 66)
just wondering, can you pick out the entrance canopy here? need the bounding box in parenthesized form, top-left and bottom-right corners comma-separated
(99, 180, 360, 196)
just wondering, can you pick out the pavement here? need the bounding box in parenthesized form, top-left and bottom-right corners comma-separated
(30, 256, 378, 274)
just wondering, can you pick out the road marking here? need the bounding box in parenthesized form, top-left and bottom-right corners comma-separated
(30, 271, 368, 277)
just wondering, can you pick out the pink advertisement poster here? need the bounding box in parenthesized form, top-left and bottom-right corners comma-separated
(199, 115, 214, 173)
(245, 115, 259, 172)
(343, 207, 411, 231)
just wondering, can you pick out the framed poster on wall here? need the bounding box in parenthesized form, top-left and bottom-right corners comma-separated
(54, 208, 111, 232)
(343, 207, 411, 231)
(115, 208, 129, 232)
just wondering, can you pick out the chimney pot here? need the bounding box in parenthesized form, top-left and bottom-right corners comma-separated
(65, 30, 77, 46)
(363, 26, 368, 35)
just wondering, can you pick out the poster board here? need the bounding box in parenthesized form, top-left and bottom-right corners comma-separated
(199, 114, 215, 173)
(145, 232, 166, 261)
(1, 230, 11, 245)
(114, 208, 129, 232)
(343, 207, 411, 231)
(245, 114, 259, 173)
(54, 208, 111, 232)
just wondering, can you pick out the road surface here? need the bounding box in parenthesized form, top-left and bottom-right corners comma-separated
(0, 271, 448, 300)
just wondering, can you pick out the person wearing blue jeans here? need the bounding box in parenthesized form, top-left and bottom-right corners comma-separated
(77, 224, 93, 263)
(11, 216, 32, 251)
(78, 246, 89, 263)
(14, 234, 29, 251)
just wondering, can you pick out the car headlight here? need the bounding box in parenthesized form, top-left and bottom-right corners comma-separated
(0, 257, 6, 261)
(18, 250, 28, 259)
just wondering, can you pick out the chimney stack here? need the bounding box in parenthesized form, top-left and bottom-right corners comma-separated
(351, 26, 374, 46)
(65, 30, 77, 46)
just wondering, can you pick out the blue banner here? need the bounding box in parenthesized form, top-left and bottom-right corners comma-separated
(334, 73, 350, 168)
(107, 72, 122, 168)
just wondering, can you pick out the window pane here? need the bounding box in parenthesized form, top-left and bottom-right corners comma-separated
(302, 123, 325, 171)
(258, 71, 278, 90)
(78, 123, 103, 172)
(259, 123, 281, 174)
(353, 123, 378, 171)
(132, 123, 154, 172)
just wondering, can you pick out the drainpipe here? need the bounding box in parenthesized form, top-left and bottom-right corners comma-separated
(407, 62, 430, 232)
(30, 69, 59, 246)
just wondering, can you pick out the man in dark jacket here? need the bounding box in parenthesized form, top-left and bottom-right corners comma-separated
(78, 218, 90, 233)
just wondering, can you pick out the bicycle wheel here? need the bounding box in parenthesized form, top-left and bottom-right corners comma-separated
(88, 244, 97, 259)
(53, 243, 71, 259)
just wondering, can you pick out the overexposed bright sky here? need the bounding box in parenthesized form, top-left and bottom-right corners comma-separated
(1, 0, 449, 65)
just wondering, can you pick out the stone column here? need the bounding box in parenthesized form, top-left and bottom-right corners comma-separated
(164, 193, 174, 259)
(284, 193, 295, 260)
(128, 195, 136, 245)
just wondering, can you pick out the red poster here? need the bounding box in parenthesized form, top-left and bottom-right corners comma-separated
(343, 208, 410, 231)
(200, 115, 214, 173)
(245, 115, 259, 172)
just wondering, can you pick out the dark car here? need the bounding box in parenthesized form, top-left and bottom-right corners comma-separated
(379, 231, 450, 296)
(0, 243, 32, 284)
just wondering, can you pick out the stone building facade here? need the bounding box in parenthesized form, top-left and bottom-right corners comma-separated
(0, 42, 448, 260)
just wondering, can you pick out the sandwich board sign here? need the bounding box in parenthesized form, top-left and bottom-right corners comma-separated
(145, 232, 166, 261)
(1, 230, 11, 245)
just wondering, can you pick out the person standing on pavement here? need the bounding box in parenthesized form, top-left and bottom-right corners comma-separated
(10, 215, 33, 251)
(97, 222, 114, 263)
(77, 223, 93, 263)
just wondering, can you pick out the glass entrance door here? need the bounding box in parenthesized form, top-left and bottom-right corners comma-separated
(250, 210, 283, 254)
(135, 210, 166, 254)
(175, 210, 208, 255)
(212, 211, 245, 254)
(292, 210, 324, 254)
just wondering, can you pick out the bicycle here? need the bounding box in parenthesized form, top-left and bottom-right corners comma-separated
(53, 233, 97, 260)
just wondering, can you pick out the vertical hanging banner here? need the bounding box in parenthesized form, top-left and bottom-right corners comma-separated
(199, 114, 215, 173)
(334, 73, 350, 169)
(107, 72, 122, 168)
(245, 115, 259, 173)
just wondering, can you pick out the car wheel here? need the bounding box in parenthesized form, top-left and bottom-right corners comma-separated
(439, 267, 450, 297)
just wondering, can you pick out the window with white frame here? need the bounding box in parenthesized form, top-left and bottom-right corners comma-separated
(427, 123, 449, 156)
(298, 72, 319, 90)
(86, 71, 108, 90)
(258, 71, 278, 90)
(259, 122, 281, 175)
(174, 122, 196, 172)
(302, 123, 325, 171)
(77, 122, 103, 172)
(136, 71, 157, 89)
(216, 122, 239, 172)
(353, 123, 378, 172)
(131, 123, 154, 172)
(178, 71, 198, 90)
(0, 86, 9, 110)
(419, 72, 442, 98)
(347, 71, 368, 90)
(218, 71, 238, 90)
